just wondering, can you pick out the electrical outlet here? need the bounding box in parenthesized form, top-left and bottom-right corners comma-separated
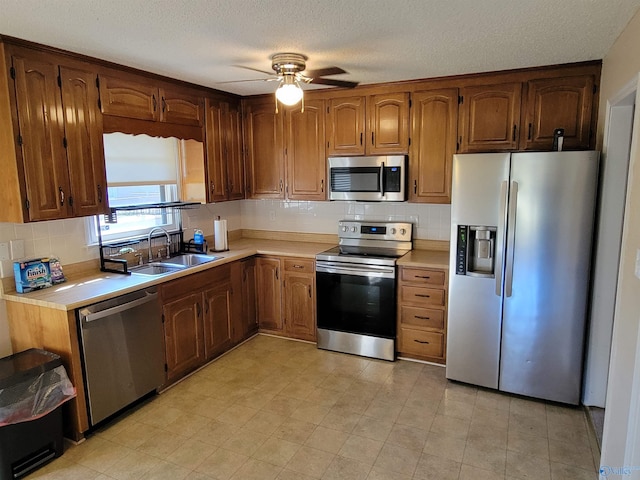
(10, 239, 25, 259)
(269, 211, 276, 221)
(0, 242, 9, 261)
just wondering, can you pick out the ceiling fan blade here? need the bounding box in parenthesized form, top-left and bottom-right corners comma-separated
(312, 78, 359, 88)
(304, 66, 347, 77)
(233, 65, 275, 76)
(215, 78, 270, 84)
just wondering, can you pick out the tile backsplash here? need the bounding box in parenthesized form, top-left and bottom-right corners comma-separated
(183, 199, 451, 242)
(0, 200, 450, 278)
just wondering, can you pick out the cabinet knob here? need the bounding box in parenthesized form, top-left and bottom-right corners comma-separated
(58, 187, 65, 206)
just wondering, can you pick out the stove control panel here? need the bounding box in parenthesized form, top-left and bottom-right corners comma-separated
(338, 221, 412, 241)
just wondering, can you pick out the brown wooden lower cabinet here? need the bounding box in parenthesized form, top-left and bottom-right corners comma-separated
(160, 261, 254, 385)
(396, 266, 448, 364)
(257, 256, 316, 341)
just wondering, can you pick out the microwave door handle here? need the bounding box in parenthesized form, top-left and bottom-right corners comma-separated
(380, 162, 385, 197)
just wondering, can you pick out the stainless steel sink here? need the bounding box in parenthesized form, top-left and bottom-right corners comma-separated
(130, 263, 187, 276)
(162, 253, 222, 267)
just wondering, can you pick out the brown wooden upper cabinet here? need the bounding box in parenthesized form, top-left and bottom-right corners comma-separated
(285, 99, 326, 200)
(244, 100, 285, 198)
(458, 82, 522, 152)
(521, 76, 595, 150)
(327, 93, 409, 156)
(205, 99, 245, 202)
(0, 45, 108, 222)
(99, 74, 204, 126)
(244, 98, 326, 200)
(410, 89, 458, 204)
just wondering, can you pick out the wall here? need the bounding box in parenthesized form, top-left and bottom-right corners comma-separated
(0, 200, 450, 358)
(182, 200, 451, 241)
(596, 7, 640, 473)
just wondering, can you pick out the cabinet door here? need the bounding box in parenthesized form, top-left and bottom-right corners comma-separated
(242, 258, 258, 338)
(12, 50, 72, 221)
(522, 76, 594, 150)
(163, 293, 204, 381)
(458, 82, 522, 152)
(98, 75, 159, 121)
(286, 99, 326, 200)
(226, 103, 246, 200)
(284, 272, 316, 341)
(409, 89, 458, 204)
(255, 257, 283, 331)
(244, 102, 284, 198)
(203, 281, 232, 359)
(327, 96, 366, 156)
(368, 93, 410, 154)
(205, 99, 228, 202)
(59, 66, 109, 217)
(159, 87, 204, 126)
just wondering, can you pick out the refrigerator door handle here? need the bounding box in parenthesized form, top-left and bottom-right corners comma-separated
(505, 181, 518, 297)
(495, 180, 508, 296)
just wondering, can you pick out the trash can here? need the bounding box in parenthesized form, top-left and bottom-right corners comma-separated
(0, 349, 76, 480)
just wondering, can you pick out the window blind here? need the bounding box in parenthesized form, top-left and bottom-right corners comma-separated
(103, 133, 179, 186)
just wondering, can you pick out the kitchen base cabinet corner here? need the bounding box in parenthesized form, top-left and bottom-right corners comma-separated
(397, 266, 448, 364)
(256, 256, 316, 342)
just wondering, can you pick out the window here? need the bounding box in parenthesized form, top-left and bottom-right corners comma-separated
(87, 133, 199, 244)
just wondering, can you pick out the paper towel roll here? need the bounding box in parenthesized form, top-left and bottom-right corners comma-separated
(213, 219, 228, 251)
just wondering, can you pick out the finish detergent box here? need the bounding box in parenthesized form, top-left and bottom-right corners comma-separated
(14, 258, 53, 293)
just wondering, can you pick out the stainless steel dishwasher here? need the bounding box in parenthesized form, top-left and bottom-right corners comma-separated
(78, 287, 164, 426)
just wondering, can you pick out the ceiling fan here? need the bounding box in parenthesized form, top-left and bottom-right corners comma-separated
(221, 53, 359, 111)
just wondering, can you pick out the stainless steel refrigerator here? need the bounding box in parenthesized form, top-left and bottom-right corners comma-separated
(446, 151, 599, 404)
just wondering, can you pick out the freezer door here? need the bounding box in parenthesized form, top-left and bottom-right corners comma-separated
(500, 151, 599, 404)
(447, 153, 510, 388)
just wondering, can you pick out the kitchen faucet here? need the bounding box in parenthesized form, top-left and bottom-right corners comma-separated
(148, 227, 171, 262)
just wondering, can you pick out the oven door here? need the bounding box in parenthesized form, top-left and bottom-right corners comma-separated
(316, 262, 396, 338)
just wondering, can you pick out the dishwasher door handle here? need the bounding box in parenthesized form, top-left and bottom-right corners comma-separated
(81, 291, 159, 323)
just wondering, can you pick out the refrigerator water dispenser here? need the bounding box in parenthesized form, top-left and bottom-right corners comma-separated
(455, 225, 496, 277)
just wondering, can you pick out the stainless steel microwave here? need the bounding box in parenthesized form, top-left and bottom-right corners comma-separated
(328, 156, 407, 201)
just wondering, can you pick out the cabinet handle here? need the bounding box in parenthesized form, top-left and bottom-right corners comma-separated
(59, 187, 65, 206)
(414, 339, 430, 344)
(162, 97, 166, 112)
(205, 300, 209, 314)
(360, 132, 363, 146)
(512, 125, 517, 142)
(196, 302, 201, 317)
(414, 179, 417, 194)
(97, 184, 102, 203)
(415, 275, 430, 279)
(528, 123, 532, 140)
(152, 94, 157, 112)
(371, 132, 374, 145)
(279, 179, 283, 193)
(308, 286, 312, 298)
(293, 265, 304, 269)
(415, 294, 431, 298)
(415, 315, 431, 320)
(321, 179, 324, 193)
(229, 182, 234, 192)
(275, 268, 279, 280)
(210, 182, 215, 193)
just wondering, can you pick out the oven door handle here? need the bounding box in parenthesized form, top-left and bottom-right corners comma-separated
(316, 263, 395, 278)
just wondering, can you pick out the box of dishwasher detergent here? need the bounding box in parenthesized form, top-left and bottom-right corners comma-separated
(13, 258, 53, 293)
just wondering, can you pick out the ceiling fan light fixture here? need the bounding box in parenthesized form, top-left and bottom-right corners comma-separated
(275, 76, 303, 106)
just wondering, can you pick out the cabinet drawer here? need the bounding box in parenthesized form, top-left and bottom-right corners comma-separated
(284, 258, 314, 273)
(401, 268, 445, 286)
(399, 286, 445, 307)
(400, 306, 444, 330)
(400, 328, 444, 358)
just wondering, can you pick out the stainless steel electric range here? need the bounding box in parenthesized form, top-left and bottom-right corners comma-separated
(315, 220, 413, 361)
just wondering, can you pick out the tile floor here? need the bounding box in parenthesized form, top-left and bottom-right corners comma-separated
(29, 335, 600, 480)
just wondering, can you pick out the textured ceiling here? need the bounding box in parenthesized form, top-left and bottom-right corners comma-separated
(1, 0, 639, 96)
